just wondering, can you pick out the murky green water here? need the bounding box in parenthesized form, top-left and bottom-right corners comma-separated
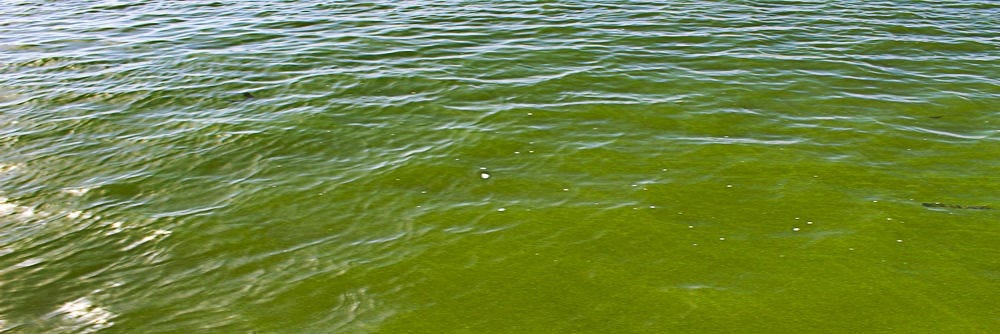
(2, 1, 999, 333)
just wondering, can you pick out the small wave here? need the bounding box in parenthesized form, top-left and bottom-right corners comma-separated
(672, 136, 803, 146)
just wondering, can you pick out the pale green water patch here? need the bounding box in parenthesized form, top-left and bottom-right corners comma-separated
(1, 1, 998, 333)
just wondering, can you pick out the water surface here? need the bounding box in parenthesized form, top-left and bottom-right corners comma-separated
(1, 1, 999, 333)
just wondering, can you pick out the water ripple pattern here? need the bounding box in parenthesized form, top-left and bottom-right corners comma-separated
(1, 1, 999, 333)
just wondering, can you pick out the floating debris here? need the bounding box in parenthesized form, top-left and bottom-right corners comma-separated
(229, 92, 255, 102)
(922, 202, 993, 210)
(478, 168, 491, 180)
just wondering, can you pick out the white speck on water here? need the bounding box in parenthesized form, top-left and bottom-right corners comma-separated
(514, 151, 520, 154)
(726, 184, 733, 188)
(105, 222, 124, 236)
(562, 188, 569, 191)
(62, 187, 91, 196)
(480, 172, 491, 179)
(792, 227, 800, 232)
(719, 237, 726, 241)
(688, 225, 694, 229)
(649, 205, 656, 209)
(497, 208, 506, 212)
(806, 221, 813, 225)
(896, 239, 903, 243)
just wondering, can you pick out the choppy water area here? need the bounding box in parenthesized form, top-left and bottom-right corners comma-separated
(2, 0, 999, 332)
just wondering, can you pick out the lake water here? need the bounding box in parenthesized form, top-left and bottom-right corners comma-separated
(1, 1, 998, 333)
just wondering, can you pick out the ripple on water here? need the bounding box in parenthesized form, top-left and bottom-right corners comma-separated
(1, 0, 999, 332)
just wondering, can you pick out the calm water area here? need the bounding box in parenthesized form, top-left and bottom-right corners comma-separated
(1, 1, 999, 333)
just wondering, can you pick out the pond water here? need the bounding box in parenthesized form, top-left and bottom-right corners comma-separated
(1, 1, 998, 332)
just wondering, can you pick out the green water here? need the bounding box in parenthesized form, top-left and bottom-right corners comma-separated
(1, 1, 999, 333)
